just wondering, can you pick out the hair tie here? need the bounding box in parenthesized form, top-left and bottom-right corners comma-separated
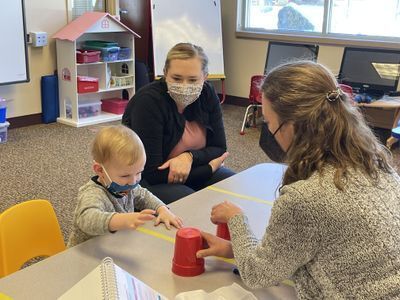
(326, 87, 342, 102)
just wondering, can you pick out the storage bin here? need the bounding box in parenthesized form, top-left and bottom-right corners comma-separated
(0, 99, 6, 123)
(76, 49, 101, 64)
(84, 41, 119, 48)
(118, 47, 131, 60)
(101, 98, 129, 115)
(110, 75, 134, 88)
(0, 121, 10, 144)
(82, 41, 120, 62)
(77, 76, 99, 94)
(66, 101, 101, 119)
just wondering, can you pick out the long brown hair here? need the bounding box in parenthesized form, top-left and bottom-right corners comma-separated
(261, 61, 392, 189)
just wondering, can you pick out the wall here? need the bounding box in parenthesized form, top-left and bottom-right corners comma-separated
(2, 1, 394, 119)
(220, 0, 345, 98)
(0, 0, 67, 118)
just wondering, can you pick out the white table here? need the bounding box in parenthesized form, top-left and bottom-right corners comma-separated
(0, 163, 296, 299)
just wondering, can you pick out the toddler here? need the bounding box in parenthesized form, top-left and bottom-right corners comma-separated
(68, 125, 183, 247)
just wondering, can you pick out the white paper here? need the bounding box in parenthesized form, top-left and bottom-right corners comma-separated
(174, 283, 257, 300)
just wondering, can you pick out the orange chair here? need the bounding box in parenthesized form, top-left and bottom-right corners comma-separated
(240, 75, 266, 135)
(0, 199, 66, 278)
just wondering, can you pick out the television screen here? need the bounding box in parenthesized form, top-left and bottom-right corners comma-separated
(339, 47, 400, 94)
(264, 42, 318, 74)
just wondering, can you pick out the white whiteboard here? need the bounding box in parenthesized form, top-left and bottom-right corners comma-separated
(0, 0, 29, 85)
(151, 0, 225, 78)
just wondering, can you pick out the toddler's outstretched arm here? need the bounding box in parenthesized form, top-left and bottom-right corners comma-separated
(108, 209, 156, 231)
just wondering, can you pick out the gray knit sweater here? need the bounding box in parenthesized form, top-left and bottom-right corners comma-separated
(228, 166, 400, 299)
(68, 178, 165, 247)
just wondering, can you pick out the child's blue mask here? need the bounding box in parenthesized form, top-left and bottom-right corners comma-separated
(102, 165, 139, 197)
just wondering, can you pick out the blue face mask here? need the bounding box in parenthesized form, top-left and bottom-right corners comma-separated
(102, 165, 139, 197)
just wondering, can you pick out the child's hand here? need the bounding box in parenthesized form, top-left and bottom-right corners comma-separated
(154, 206, 183, 230)
(109, 209, 155, 231)
(132, 209, 157, 229)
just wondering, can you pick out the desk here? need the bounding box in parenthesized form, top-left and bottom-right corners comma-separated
(358, 96, 400, 148)
(0, 163, 296, 299)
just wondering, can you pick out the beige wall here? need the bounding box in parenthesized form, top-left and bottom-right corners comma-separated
(2, 1, 394, 118)
(0, 0, 67, 118)
(221, 0, 346, 98)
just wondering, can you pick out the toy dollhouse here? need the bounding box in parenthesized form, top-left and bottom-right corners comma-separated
(53, 12, 140, 127)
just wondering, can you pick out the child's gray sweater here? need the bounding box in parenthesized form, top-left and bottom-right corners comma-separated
(68, 178, 164, 247)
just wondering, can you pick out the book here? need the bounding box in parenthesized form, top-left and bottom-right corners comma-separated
(58, 257, 168, 300)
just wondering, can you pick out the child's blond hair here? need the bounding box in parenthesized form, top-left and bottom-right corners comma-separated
(91, 125, 145, 165)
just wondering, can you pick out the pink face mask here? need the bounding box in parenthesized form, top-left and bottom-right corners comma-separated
(166, 81, 204, 107)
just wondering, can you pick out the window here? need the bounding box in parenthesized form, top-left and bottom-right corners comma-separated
(330, 0, 400, 38)
(68, 0, 106, 21)
(121, 63, 129, 74)
(238, 0, 400, 43)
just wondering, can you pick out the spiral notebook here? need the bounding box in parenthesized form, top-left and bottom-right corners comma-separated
(58, 257, 168, 300)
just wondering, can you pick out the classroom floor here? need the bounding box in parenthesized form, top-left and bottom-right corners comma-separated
(0, 104, 399, 243)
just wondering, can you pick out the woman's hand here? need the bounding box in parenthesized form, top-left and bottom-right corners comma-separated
(154, 206, 184, 230)
(196, 231, 234, 258)
(158, 152, 193, 184)
(210, 201, 243, 224)
(209, 152, 229, 173)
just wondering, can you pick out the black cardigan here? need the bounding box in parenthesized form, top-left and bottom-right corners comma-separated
(122, 79, 227, 185)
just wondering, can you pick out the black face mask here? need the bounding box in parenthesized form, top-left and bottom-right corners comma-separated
(259, 122, 286, 163)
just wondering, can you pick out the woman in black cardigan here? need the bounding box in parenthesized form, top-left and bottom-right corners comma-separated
(122, 43, 234, 204)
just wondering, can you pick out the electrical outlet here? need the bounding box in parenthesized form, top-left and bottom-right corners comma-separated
(31, 31, 48, 47)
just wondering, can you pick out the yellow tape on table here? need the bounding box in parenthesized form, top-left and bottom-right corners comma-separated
(137, 226, 175, 243)
(136, 227, 234, 264)
(136, 227, 294, 287)
(206, 186, 274, 206)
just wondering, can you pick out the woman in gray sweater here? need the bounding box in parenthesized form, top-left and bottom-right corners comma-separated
(197, 61, 400, 299)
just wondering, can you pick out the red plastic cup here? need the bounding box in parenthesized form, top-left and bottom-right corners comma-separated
(216, 222, 231, 240)
(172, 227, 205, 277)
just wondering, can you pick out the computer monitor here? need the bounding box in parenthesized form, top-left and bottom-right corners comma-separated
(339, 47, 400, 95)
(264, 42, 319, 74)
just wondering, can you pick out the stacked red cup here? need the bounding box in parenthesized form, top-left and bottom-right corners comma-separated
(216, 222, 231, 240)
(172, 227, 205, 277)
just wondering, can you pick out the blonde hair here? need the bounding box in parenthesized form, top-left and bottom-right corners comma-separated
(261, 61, 392, 190)
(163, 43, 209, 74)
(91, 125, 144, 165)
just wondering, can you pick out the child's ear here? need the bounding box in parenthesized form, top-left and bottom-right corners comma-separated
(93, 162, 104, 176)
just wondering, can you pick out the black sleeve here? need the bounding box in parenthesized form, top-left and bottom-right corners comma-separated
(186, 164, 213, 187)
(190, 83, 227, 166)
(123, 90, 169, 185)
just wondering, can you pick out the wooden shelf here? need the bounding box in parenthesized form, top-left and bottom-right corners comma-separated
(57, 112, 123, 127)
(99, 85, 135, 92)
(76, 59, 134, 67)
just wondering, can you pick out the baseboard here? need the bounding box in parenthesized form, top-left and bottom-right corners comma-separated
(220, 94, 248, 107)
(7, 113, 42, 129)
